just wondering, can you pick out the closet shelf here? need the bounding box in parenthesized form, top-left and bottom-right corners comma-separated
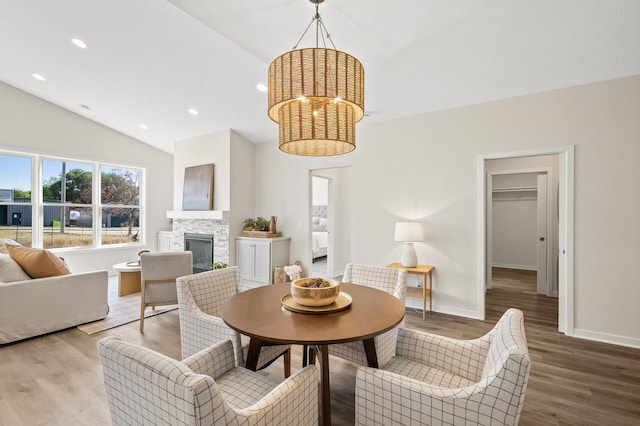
(493, 197, 537, 201)
(492, 187, 537, 193)
(492, 186, 537, 201)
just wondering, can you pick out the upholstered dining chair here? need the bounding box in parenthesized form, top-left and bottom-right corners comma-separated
(355, 308, 531, 426)
(97, 336, 319, 426)
(177, 266, 292, 377)
(327, 263, 407, 368)
(139, 251, 192, 332)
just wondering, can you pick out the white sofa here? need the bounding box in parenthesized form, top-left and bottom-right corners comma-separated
(0, 264, 109, 344)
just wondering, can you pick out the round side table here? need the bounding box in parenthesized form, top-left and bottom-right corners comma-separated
(112, 261, 142, 297)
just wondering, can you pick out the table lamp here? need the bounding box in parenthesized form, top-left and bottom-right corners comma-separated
(394, 222, 425, 268)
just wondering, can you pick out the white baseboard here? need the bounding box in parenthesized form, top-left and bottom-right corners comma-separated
(491, 263, 537, 271)
(405, 297, 480, 319)
(573, 328, 640, 349)
(404, 298, 480, 319)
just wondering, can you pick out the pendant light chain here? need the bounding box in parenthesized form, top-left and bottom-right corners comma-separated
(292, 2, 337, 51)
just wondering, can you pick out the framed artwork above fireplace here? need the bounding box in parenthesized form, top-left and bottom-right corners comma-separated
(182, 163, 214, 211)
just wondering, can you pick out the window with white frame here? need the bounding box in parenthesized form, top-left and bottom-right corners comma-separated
(0, 153, 33, 247)
(0, 151, 143, 249)
(100, 166, 141, 245)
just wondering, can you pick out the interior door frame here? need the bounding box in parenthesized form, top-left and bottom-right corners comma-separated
(536, 173, 550, 296)
(478, 146, 574, 335)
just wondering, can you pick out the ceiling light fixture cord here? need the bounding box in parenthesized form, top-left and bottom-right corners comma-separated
(292, 2, 336, 50)
(293, 16, 315, 50)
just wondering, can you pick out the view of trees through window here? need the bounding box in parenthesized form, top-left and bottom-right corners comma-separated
(42, 160, 93, 248)
(101, 166, 141, 245)
(0, 152, 143, 249)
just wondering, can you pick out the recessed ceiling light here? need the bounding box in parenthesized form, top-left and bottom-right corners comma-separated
(32, 73, 45, 81)
(71, 38, 88, 49)
(256, 83, 267, 92)
(139, 124, 148, 130)
(188, 108, 199, 115)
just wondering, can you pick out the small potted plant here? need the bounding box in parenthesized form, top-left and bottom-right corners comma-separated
(242, 217, 278, 236)
(243, 217, 270, 231)
(212, 262, 227, 270)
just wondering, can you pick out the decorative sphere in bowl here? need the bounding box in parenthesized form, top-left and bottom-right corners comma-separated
(291, 277, 340, 307)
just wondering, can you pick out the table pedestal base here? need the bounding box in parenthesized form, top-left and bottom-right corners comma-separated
(118, 270, 141, 296)
(305, 339, 379, 426)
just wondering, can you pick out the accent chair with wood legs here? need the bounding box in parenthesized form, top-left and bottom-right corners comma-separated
(139, 251, 192, 332)
(355, 308, 531, 426)
(98, 337, 318, 425)
(177, 266, 292, 377)
(326, 263, 407, 368)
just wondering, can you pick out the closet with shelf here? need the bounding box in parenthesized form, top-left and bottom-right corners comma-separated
(492, 186, 537, 201)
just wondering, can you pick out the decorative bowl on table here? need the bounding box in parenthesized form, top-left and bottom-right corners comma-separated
(291, 277, 340, 307)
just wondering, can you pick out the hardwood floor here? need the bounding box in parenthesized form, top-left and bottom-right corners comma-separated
(1, 268, 639, 425)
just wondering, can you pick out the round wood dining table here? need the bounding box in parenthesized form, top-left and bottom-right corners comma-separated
(222, 282, 405, 426)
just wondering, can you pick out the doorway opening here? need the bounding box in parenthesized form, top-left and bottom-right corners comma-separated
(478, 147, 574, 335)
(309, 167, 352, 278)
(487, 169, 554, 297)
(311, 176, 330, 276)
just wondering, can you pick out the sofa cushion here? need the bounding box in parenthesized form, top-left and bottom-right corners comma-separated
(6, 245, 71, 278)
(0, 254, 31, 282)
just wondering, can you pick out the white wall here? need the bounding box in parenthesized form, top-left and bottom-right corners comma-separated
(230, 130, 255, 265)
(312, 176, 329, 206)
(174, 129, 231, 211)
(254, 75, 640, 347)
(0, 82, 174, 273)
(492, 200, 537, 270)
(173, 129, 256, 266)
(491, 173, 538, 270)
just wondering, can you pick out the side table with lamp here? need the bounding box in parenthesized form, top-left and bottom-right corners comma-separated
(387, 263, 434, 320)
(391, 221, 434, 319)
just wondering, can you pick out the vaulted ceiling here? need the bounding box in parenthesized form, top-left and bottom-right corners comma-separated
(1, 0, 638, 154)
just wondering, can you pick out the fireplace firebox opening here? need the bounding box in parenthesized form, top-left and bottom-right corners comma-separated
(184, 233, 214, 274)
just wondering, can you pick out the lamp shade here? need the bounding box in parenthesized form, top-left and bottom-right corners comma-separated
(394, 222, 425, 242)
(268, 47, 364, 156)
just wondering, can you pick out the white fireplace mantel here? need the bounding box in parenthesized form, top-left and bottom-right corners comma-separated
(167, 210, 230, 220)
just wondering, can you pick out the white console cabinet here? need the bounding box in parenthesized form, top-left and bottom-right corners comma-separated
(236, 236, 290, 290)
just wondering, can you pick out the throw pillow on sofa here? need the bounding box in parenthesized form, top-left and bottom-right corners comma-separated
(6, 245, 71, 279)
(0, 254, 31, 282)
(0, 238, 21, 254)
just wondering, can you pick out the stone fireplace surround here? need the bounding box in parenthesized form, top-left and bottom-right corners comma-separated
(170, 218, 230, 265)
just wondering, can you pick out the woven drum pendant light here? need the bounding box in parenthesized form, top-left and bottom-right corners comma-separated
(267, 0, 364, 156)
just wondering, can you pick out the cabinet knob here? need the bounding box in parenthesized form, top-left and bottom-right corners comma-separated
(539, 237, 545, 241)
